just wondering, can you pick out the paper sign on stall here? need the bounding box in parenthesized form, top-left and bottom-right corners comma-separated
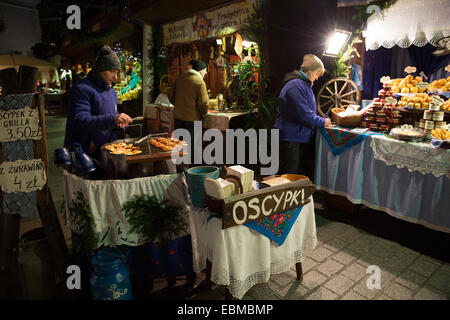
(0, 159, 47, 193)
(0, 106, 42, 142)
(385, 96, 398, 105)
(404, 66, 417, 74)
(416, 82, 430, 90)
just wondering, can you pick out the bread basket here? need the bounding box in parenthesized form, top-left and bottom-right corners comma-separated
(159, 75, 172, 94)
(331, 107, 345, 123)
(335, 105, 363, 127)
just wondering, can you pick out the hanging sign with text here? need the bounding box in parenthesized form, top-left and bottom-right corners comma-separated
(0, 106, 42, 142)
(208, 180, 316, 229)
(162, 0, 256, 45)
(0, 159, 47, 193)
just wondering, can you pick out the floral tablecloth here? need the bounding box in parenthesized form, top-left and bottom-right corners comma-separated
(319, 127, 382, 155)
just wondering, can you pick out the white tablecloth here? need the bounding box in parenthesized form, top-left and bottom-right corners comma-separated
(189, 197, 317, 299)
(63, 170, 191, 248)
(315, 133, 450, 233)
(202, 110, 255, 131)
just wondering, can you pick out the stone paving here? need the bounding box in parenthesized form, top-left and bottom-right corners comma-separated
(149, 195, 450, 301)
(38, 115, 450, 301)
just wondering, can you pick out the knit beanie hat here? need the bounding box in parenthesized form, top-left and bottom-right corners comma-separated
(93, 45, 121, 72)
(189, 59, 207, 71)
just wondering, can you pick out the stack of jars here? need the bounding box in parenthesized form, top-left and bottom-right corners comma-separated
(360, 83, 400, 132)
(419, 103, 446, 138)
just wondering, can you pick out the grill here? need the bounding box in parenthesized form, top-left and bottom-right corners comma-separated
(100, 133, 187, 179)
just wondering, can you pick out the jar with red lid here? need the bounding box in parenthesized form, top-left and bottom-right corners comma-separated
(376, 117, 386, 124)
(365, 115, 376, 123)
(376, 110, 387, 117)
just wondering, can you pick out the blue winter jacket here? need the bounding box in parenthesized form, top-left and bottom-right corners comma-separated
(64, 71, 119, 152)
(274, 70, 325, 143)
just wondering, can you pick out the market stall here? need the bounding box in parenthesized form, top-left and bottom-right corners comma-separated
(142, 0, 262, 134)
(314, 0, 450, 234)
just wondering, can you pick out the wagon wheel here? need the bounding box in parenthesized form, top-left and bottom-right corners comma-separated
(316, 78, 361, 117)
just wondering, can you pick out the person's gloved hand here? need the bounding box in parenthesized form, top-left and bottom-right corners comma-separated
(115, 113, 133, 128)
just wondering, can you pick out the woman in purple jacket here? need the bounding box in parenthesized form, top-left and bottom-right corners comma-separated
(64, 45, 132, 157)
(274, 54, 331, 174)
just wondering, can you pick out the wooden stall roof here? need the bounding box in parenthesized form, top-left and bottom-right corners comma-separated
(126, 0, 240, 26)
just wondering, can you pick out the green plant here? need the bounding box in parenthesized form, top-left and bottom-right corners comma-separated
(67, 191, 99, 254)
(229, 60, 260, 110)
(332, 37, 362, 78)
(240, 0, 279, 129)
(122, 195, 187, 244)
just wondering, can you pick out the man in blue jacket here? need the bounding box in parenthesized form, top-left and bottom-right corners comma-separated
(64, 45, 132, 157)
(274, 54, 331, 174)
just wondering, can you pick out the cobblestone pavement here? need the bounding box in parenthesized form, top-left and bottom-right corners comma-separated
(148, 194, 450, 301)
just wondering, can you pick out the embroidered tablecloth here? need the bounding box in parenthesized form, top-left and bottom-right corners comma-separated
(370, 134, 450, 178)
(244, 206, 303, 246)
(319, 126, 381, 155)
(63, 170, 191, 248)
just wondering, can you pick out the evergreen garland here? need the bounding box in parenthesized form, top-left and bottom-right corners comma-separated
(122, 194, 188, 244)
(67, 191, 100, 254)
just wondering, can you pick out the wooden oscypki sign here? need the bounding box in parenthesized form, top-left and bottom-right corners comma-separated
(210, 179, 316, 229)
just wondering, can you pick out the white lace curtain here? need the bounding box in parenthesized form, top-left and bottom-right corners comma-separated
(363, 0, 450, 50)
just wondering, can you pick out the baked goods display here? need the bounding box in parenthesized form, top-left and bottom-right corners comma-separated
(104, 142, 142, 155)
(397, 93, 432, 109)
(149, 137, 187, 152)
(431, 128, 450, 140)
(442, 99, 450, 111)
(428, 77, 450, 93)
(391, 75, 425, 94)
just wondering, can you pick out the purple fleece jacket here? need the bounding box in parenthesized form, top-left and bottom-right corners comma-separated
(64, 71, 119, 152)
(274, 70, 325, 143)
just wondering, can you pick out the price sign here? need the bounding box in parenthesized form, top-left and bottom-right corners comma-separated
(431, 95, 445, 107)
(218, 179, 316, 229)
(404, 66, 417, 74)
(0, 159, 47, 193)
(380, 76, 391, 84)
(416, 81, 430, 90)
(385, 96, 398, 105)
(0, 106, 42, 142)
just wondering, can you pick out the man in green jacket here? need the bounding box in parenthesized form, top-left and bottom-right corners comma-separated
(168, 59, 209, 164)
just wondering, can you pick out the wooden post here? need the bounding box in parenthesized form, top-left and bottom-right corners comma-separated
(0, 213, 21, 299)
(295, 262, 303, 281)
(0, 69, 73, 299)
(0, 67, 21, 299)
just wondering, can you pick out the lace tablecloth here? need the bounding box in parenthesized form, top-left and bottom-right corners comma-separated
(63, 170, 191, 248)
(370, 135, 450, 178)
(189, 197, 317, 299)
